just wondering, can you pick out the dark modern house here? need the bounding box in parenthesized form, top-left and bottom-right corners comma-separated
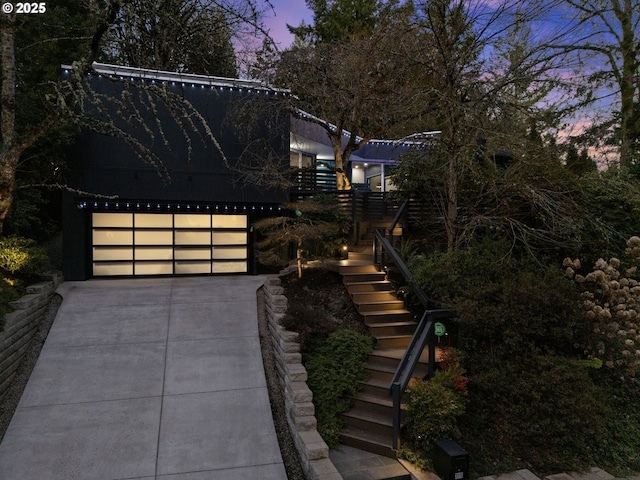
(61, 63, 434, 281)
(62, 63, 291, 280)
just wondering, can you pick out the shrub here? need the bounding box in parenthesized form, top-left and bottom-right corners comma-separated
(0, 236, 49, 277)
(282, 303, 339, 353)
(461, 355, 610, 475)
(404, 348, 468, 454)
(406, 236, 620, 475)
(305, 329, 373, 446)
(410, 236, 586, 362)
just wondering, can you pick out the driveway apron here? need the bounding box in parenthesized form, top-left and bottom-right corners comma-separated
(0, 276, 287, 480)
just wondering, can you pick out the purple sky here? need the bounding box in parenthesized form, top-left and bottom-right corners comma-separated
(263, 0, 313, 49)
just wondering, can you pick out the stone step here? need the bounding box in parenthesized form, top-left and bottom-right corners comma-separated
(330, 444, 411, 480)
(478, 467, 620, 480)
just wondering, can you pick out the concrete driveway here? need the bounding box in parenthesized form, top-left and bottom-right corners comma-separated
(0, 276, 286, 480)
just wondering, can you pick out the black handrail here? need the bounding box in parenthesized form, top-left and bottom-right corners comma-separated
(373, 226, 457, 451)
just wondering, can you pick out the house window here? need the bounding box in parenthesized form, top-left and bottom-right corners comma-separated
(290, 151, 314, 168)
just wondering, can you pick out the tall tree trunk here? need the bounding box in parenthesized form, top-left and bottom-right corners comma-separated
(333, 145, 351, 190)
(0, 14, 17, 236)
(446, 149, 458, 252)
(615, 0, 638, 168)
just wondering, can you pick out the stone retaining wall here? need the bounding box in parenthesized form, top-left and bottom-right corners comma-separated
(263, 268, 343, 480)
(0, 272, 63, 399)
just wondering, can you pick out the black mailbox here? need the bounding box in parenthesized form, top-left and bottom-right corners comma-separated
(433, 439, 469, 480)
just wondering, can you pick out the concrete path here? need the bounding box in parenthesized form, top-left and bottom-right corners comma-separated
(0, 276, 287, 480)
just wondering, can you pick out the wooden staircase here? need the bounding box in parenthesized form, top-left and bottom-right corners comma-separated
(330, 248, 431, 459)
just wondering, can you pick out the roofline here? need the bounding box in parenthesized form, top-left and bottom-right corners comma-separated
(61, 62, 291, 94)
(295, 109, 440, 146)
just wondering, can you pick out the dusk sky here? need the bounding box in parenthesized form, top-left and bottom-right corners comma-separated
(263, 0, 313, 49)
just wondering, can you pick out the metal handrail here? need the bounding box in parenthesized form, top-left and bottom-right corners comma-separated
(372, 227, 457, 451)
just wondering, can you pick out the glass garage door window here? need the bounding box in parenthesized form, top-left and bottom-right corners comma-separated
(92, 212, 248, 276)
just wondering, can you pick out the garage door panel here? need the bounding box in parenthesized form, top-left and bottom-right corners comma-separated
(175, 230, 211, 245)
(174, 247, 211, 260)
(94, 230, 133, 246)
(92, 212, 248, 277)
(135, 230, 174, 245)
(174, 214, 211, 228)
(175, 261, 212, 274)
(135, 213, 172, 228)
(135, 247, 173, 260)
(212, 261, 247, 273)
(93, 213, 133, 228)
(212, 247, 247, 260)
(212, 214, 246, 228)
(93, 262, 134, 276)
(212, 231, 246, 245)
(135, 262, 174, 275)
(93, 247, 134, 261)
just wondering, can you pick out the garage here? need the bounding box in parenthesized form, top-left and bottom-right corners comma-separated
(92, 212, 248, 276)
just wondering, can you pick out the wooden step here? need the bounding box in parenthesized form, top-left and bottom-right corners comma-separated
(339, 426, 397, 459)
(363, 310, 413, 324)
(359, 377, 391, 397)
(367, 321, 417, 337)
(342, 407, 394, 437)
(375, 335, 413, 349)
(356, 300, 406, 313)
(366, 350, 430, 375)
(347, 252, 373, 262)
(345, 281, 394, 294)
(352, 291, 399, 304)
(339, 264, 380, 275)
(351, 393, 394, 417)
(342, 272, 387, 283)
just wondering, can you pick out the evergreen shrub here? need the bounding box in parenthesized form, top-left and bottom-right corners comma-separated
(305, 329, 373, 446)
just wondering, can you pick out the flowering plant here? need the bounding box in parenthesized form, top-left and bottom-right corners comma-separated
(565, 236, 640, 380)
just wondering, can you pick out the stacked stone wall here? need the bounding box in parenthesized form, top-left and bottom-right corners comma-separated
(263, 268, 343, 480)
(0, 273, 62, 399)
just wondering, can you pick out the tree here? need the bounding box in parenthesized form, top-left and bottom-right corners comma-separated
(101, 0, 239, 76)
(278, 1, 428, 189)
(0, 0, 112, 235)
(254, 196, 352, 278)
(390, 0, 582, 251)
(288, 0, 380, 44)
(0, 0, 270, 235)
(556, 0, 639, 168)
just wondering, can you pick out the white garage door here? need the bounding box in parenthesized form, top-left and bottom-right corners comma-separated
(92, 212, 248, 276)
